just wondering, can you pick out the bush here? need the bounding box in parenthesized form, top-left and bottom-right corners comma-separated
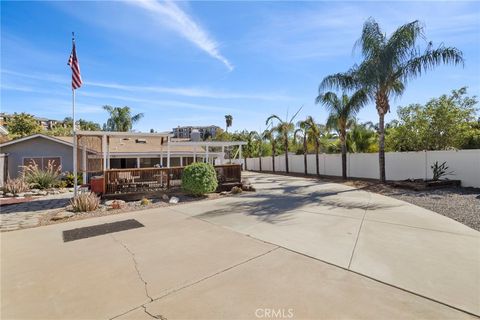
(70, 192, 100, 212)
(181, 162, 218, 196)
(22, 161, 61, 189)
(140, 197, 151, 206)
(63, 172, 83, 187)
(3, 178, 30, 194)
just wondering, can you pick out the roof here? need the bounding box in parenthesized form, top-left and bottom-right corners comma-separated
(1, 133, 244, 155)
(0, 134, 74, 148)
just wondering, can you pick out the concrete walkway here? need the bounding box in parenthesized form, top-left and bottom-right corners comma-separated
(1, 172, 478, 319)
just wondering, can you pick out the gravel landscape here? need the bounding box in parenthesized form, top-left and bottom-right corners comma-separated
(358, 184, 480, 231)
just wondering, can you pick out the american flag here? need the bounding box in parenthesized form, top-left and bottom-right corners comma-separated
(68, 42, 82, 89)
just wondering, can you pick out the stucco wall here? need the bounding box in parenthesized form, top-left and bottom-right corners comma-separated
(0, 137, 73, 179)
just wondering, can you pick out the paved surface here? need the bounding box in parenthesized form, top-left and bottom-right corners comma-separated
(1, 172, 478, 319)
(0, 193, 71, 231)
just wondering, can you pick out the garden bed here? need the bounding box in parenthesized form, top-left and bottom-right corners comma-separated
(391, 179, 461, 191)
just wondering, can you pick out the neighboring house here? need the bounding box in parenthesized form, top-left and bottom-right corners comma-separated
(0, 113, 60, 131)
(0, 133, 236, 180)
(172, 125, 220, 139)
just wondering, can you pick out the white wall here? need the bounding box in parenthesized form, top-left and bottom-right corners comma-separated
(245, 149, 480, 188)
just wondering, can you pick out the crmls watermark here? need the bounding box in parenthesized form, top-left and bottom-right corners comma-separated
(255, 308, 294, 318)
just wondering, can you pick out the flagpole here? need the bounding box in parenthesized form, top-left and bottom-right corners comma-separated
(72, 32, 78, 197)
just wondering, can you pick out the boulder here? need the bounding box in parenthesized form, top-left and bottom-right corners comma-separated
(0, 190, 3, 195)
(162, 194, 169, 201)
(37, 191, 48, 196)
(15, 193, 25, 197)
(5, 193, 14, 197)
(31, 189, 40, 193)
(220, 191, 228, 195)
(169, 196, 179, 204)
(231, 186, 243, 194)
(107, 200, 126, 209)
(24, 192, 35, 197)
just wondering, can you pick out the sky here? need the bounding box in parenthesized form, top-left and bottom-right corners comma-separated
(1, 1, 479, 133)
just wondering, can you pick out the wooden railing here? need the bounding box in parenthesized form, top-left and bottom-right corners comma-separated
(104, 164, 241, 195)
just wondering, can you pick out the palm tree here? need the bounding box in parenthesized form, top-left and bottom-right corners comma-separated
(319, 18, 463, 182)
(262, 129, 277, 172)
(225, 115, 233, 132)
(265, 107, 302, 174)
(103, 105, 144, 132)
(294, 120, 309, 175)
(254, 132, 264, 171)
(304, 116, 322, 176)
(316, 91, 368, 179)
(240, 130, 257, 170)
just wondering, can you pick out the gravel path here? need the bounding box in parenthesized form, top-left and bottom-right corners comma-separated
(361, 185, 480, 231)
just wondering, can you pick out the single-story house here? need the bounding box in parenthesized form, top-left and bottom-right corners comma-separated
(0, 132, 244, 184)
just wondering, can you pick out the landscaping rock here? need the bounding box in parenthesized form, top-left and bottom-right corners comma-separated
(169, 196, 179, 204)
(5, 193, 14, 197)
(15, 193, 26, 197)
(231, 186, 243, 194)
(51, 212, 75, 221)
(31, 189, 40, 193)
(162, 194, 169, 201)
(0, 191, 3, 195)
(24, 192, 35, 197)
(110, 200, 126, 209)
(37, 191, 48, 196)
(220, 191, 228, 195)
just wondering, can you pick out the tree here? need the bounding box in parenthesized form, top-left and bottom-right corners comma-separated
(347, 122, 377, 153)
(5, 113, 42, 138)
(262, 128, 277, 172)
(294, 120, 309, 175)
(385, 87, 478, 151)
(316, 91, 368, 179)
(103, 105, 144, 132)
(320, 18, 463, 182)
(266, 107, 302, 173)
(304, 116, 323, 176)
(225, 115, 233, 132)
(241, 130, 258, 170)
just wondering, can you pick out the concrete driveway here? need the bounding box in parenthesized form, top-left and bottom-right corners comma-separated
(1, 172, 478, 319)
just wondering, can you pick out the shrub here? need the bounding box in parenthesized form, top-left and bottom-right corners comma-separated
(70, 192, 100, 212)
(63, 172, 83, 187)
(140, 197, 151, 206)
(431, 161, 454, 181)
(3, 178, 30, 194)
(181, 162, 218, 196)
(231, 186, 242, 194)
(22, 161, 61, 189)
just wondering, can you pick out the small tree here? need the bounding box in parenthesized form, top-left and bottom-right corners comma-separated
(6, 113, 42, 138)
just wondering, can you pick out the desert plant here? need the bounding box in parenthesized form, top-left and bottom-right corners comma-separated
(63, 172, 83, 187)
(3, 178, 30, 194)
(22, 161, 61, 189)
(140, 197, 151, 206)
(431, 161, 454, 181)
(70, 192, 100, 212)
(181, 162, 218, 196)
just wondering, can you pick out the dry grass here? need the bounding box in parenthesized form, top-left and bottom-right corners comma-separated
(70, 192, 100, 212)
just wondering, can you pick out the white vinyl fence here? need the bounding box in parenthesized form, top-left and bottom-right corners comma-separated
(244, 149, 480, 188)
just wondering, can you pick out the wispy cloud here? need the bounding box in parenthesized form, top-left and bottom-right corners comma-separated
(1, 69, 291, 101)
(127, 0, 233, 71)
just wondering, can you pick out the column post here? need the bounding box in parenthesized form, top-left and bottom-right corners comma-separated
(167, 136, 171, 167)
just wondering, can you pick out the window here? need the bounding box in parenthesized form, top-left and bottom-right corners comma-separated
(23, 157, 61, 170)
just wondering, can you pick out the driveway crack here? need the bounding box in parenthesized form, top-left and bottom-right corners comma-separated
(347, 190, 371, 269)
(111, 235, 153, 302)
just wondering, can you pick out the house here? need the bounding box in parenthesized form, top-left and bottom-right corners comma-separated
(172, 125, 220, 139)
(0, 113, 60, 131)
(0, 132, 245, 183)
